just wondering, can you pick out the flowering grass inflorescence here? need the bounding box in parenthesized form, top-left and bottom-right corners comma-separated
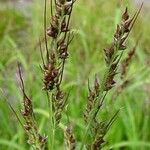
(7, 1, 143, 150)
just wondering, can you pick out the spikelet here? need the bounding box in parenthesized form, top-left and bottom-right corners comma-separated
(53, 89, 66, 125)
(121, 46, 136, 79)
(43, 53, 59, 91)
(84, 77, 100, 123)
(64, 124, 76, 150)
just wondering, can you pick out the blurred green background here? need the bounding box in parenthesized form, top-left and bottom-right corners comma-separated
(0, 0, 150, 150)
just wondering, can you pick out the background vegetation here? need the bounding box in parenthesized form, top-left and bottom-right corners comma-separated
(0, 0, 150, 149)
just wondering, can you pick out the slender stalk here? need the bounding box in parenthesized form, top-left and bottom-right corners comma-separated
(50, 0, 53, 17)
(44, 0, 49, 62)
(46, 91, 54, 150)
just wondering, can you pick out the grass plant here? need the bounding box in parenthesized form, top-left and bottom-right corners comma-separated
(0, 0, 150, 150)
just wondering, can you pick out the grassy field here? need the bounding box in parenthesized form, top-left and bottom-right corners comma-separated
(0, 0, 150, 150)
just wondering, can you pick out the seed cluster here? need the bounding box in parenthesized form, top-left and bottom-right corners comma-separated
(113, 44, 137, 98)
(64, 124, 76, 150)
(43, 53, 58, 91)
(41, 0, 75, 126)
(18, 65, 47, 150)
(103, 8, 135, 91)
(84, 77, 100, 123)
(121, 46, 136, 79)
(52, 89, 66, 125)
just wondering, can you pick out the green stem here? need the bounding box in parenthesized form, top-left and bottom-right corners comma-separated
(51, 120, 56, 150)
(46, 92, 54, 150)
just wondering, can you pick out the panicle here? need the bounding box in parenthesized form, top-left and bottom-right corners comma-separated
(18, 64, 47, 149)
